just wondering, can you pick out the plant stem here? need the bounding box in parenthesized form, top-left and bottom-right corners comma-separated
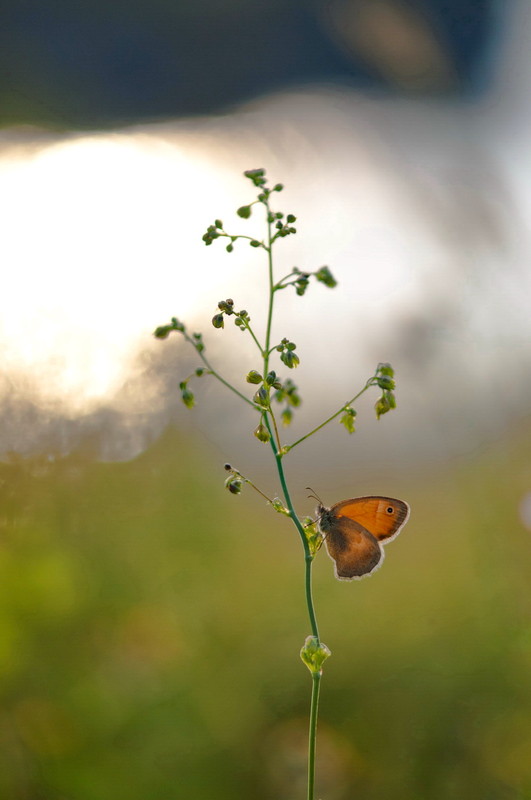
(266, 423, 320, 640)
(187, 337, 257, 409)
(261, 193, 320, 800)
(243, 321, 264, 354)
(308, 672, 322, 800)
(286, 381, 374, 451)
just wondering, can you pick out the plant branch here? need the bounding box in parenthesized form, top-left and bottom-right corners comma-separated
(285, 380, 374, 451)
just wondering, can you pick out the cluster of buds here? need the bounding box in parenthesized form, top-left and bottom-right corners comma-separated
(153, 316, 185, 339)
(211, 298, 250, 330)
(373, 362, 397, 419)
(273, 212, 297, 240)
(272, 378, 301, 427)
(276, 338, 300, 369)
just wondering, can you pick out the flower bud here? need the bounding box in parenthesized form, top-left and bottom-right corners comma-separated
(179, 384, 195, 409)
(340, 407, 357, 434)
(253, 423, 271, 443)
(253, 387, 269, 407)
(300, 636, 331, 675)
(315, 266, 337, 288)
(271, 497, 289, 514)
(212, 313, 224, 329)
(154, 325, 171, 339)
(281, 350, 300, 369)
(376, 375, 396, 390)
(281, 408, 293, 426)
(246, 370, 263, 384)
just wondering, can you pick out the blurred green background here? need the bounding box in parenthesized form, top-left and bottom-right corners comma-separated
(1, 419, 531, 800)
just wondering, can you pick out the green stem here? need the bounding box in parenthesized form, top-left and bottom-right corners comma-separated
(260, 193, 320, 800)
(286, 381, 374, 451)
(188, 339, 257, 409)
(242, 320, 264, 355)
(265, 421, 320, 640)
(263, 205, 275, 374)
(308, 672, 322, 800)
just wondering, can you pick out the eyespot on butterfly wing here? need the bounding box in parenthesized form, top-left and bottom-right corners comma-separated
(316, 496, 410, 581)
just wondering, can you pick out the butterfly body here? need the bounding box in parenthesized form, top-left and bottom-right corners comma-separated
(316, 496, 409, 580)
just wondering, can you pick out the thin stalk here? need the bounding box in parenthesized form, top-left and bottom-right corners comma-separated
(286, 381, 374, 451)
(242, 321, 264, 354)
(308, 672, 322, 800)
(189, 340, 257, 409)
(265, 419, 320, 641)
(261, 195, 321, 800)
(263, 205, 275, 374)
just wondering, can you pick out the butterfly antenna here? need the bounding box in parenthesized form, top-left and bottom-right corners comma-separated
(306, 487, 323, 505)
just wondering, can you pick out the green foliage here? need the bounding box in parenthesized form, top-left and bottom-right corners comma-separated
(1, 427, 531, 799)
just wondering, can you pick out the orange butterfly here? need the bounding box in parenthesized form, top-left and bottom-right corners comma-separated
(314, 495, 410, 580)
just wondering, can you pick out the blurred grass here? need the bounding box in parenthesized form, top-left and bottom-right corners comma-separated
(1, 421, 531, 799)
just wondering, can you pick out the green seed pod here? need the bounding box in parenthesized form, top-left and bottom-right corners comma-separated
(237, 205, 252, 219)
(212, 314, 224, 329)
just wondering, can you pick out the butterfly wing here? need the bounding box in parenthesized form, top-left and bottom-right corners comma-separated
(331, 496, 409, 543)
(319, 509, 383, 580)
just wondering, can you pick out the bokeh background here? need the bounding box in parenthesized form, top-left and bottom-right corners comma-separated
(2, 1, 531, 798)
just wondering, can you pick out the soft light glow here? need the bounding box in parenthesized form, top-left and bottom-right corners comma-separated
(0, 135, 248, 409)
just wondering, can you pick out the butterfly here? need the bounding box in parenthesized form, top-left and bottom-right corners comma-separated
(313, 494, 410, 580)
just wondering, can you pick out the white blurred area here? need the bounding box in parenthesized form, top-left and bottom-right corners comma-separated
(1, 1, 531, 465)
